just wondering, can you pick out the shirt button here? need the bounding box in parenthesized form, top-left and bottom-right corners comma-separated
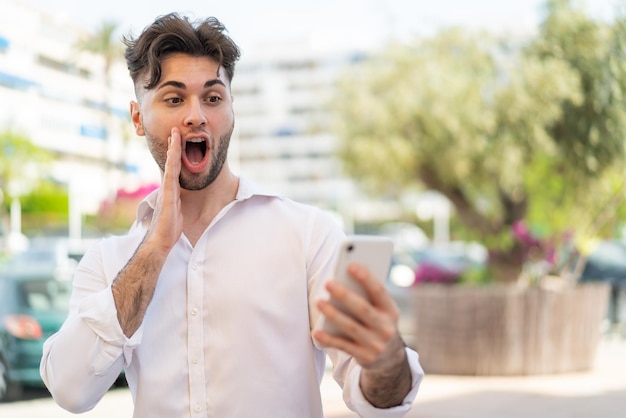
(191, 307, 198, 316)
(195, 403, 201, 412)
(191, 264, 197, 270)
(192, 356, 199, 364)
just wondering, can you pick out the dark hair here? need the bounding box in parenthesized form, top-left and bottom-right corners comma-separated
(123, 13, 241, 90)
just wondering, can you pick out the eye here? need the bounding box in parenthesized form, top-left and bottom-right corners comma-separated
(206, 95, 222, 104)
(165, 97, 183, 105)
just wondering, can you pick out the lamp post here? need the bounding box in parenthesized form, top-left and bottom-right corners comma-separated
(6, 178, 31, 254)
(68, 178, 82, 248)
(415, 191, 451, 246)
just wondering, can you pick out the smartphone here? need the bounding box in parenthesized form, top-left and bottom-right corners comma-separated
(316, 235, 394, 338)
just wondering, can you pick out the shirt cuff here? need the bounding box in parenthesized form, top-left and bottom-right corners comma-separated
(344, 347, 424, 417)
(78, 286, 142, 371)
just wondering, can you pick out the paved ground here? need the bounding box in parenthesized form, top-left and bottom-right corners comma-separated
(2, 337, 624, 417)
(324, 336, 626, 418)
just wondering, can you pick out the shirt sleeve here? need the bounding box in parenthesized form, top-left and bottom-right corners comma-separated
(342, 347, 424, 417)
(40, 238, 141, 413)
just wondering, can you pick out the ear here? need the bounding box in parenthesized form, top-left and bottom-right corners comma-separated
(130, 101, 145, 136)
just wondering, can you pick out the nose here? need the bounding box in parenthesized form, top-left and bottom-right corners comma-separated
(184, 97, 207, 127)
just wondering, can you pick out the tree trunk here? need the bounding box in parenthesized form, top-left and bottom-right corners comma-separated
(487, 244, 525, 283)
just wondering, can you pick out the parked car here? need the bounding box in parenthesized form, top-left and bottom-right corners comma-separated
(579, 240, 626, 328)
(580, 240, 626, 285)
(0, 257, 74, 401)
(389, 241, 488, 287)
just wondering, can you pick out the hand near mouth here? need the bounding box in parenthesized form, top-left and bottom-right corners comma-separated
(145, 127, 184, 254)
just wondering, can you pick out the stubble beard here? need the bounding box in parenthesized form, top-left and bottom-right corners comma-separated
(145, 122, 234, 191)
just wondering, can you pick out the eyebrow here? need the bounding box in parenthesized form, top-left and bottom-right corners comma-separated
(156, 79, 227, 91)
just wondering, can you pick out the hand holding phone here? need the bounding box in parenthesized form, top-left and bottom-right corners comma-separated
(316, 235, 394, 338)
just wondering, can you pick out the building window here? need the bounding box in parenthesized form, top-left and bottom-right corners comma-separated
(0, 35, 8, 53)
(0, 71, 38, 91)
(80, 124, 107, 139)
(37, 54, 91, 78)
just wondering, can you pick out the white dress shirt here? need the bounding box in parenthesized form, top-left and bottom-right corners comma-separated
(41, 177, 423, 417)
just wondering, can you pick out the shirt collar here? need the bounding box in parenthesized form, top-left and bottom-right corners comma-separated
(134, 176, 281, 224)
(235, 176, 280, 201)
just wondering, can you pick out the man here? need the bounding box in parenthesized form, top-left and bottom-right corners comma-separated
(41, 13, 423, 417)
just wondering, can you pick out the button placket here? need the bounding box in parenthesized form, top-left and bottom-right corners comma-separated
(187, 255, 207, 416)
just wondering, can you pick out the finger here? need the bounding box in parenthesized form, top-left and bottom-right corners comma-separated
(348, 263, 398, 313)
(312, 326, 358, 352)
(324, 288, 398, 348)
(164, 127, 182, 186)
(325, 271, 391, 323)
(323, 279, 374, 321)
(312, 324, 387, 367)
(325, 273, 400, 343)
(317, 296, 365, 338)
(316, 295, 387, 348)
(324, 279, 384, 332)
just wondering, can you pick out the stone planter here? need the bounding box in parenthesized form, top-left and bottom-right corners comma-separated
(410, 282, 610, 375)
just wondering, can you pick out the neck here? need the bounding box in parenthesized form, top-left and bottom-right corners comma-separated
(180, 169, 239, 226)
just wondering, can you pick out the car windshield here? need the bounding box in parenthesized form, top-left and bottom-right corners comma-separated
(18, 279, 72, 312)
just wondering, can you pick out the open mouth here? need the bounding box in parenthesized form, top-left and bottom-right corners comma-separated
(185, 138, 208, 165)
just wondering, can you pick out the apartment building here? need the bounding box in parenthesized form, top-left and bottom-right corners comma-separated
(232, 45, 367, 228)
(0, 0, 157, 219)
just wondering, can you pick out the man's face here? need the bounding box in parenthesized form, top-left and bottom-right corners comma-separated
(130, 53, 235, 190)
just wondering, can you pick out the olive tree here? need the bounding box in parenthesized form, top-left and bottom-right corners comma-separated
(333, 0, 626, 281)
